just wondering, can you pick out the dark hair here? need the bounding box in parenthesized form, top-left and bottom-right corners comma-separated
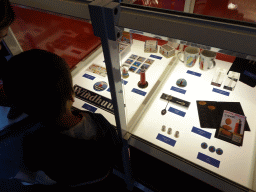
(0, 0, 16, 30)
(2, 49, 74, 120)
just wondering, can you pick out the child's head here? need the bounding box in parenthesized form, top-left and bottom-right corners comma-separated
(2, 49, 74, 120)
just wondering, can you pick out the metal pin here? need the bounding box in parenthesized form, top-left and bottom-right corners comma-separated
(162, 125, 166, 132)
(167, 128, 172, 135)
(174, 131, 179, 138)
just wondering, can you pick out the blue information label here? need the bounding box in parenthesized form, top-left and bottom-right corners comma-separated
(187, 70, 202, 77)
(197, 152, 220, 168)
(82, 103, 97, 113)
(132, 88, 147, 96)
(83, 73, 96, 80)
(192, 127, 211, 139)
(168, 107, 186, 117)
(156, 134, 176, 147)
(150, 54, 162, 60)
(244, 70, 256, 80)
(212, 88, 230, 96)
(122, 79, 128, 85)
(171, 86, 186, 94)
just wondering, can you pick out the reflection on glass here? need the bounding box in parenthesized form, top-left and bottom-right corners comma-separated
(194, 0, 256, 23)
(10, 5, 101, 70)
(130, 0, 185, 11)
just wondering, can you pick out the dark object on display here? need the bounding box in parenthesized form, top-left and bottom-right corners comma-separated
(196, 101, 250, 131)
(161, 109, 167, 115)
(161, 100, 169, 115)
(196, 101, 250, 146)
(228, 57, 256, 87)
(160, 93, 190, 108)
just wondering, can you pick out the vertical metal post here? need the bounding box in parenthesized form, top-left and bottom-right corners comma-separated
(88, 0, 134, 191)
(184, 0, 196, 13)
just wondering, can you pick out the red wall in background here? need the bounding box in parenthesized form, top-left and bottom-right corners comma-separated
(10, 3, 235, 69)
(133, 0, 185, 11)
(194, 0, 255, 23)
(10, 5, 101, 70)
(132, 0, 235, 63)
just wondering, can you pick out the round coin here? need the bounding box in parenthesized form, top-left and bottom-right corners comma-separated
(201, 142, 208, 149)
(209, 146, 215, 153)
(93, 81, 108, 91)
(176, 78, 187, 87)
(216, 148, 223, 155)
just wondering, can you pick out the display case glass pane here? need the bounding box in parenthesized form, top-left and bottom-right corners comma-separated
(120, 29, 256, 190)
(125, 0, 186, 11)
(9, 4, 121, 128)
(10, 5, 101, 70)
(194, 0, 256, 23)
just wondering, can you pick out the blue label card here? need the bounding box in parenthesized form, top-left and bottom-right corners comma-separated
(244, 70, 256, 80)
(132, 88, 147, 96)
(212, 88, 230, 96)
(150, 54, 162, 60)
(168, 107, 186, 117)
(82, 103, 97, 113)
(122, 79, 128, 85)
(187, 70, 202, 77)
(83, 73, 96, 80)
(156, 134, 176, 147)
(191, 127, 211, 139)
(197, 152, 220, 168)
(171, 86, 186, 94)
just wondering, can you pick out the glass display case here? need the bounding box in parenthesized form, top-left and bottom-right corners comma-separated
(6, 0, 256, 191)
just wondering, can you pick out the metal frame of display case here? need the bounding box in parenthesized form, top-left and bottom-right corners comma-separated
(3, 27, 23, 56)
(6, 0, 256, 191)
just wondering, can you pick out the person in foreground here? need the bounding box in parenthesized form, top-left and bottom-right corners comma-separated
(2, 49, 122, 187)
(0, 0, 24, 119)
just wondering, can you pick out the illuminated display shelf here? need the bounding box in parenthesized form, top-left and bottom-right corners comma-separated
(73, 39, 256, 189)
(72, 40, 178, 127)
(132, 54, 256, 189)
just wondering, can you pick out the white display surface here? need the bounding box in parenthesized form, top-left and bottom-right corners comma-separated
(72, 40, 175, 128)
(132, 55, 256, 189)
(72, 39, 256, 189)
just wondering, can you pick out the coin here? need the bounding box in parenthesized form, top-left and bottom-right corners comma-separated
(209, 146, 215, 153)
(176, 78, 187, 87)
